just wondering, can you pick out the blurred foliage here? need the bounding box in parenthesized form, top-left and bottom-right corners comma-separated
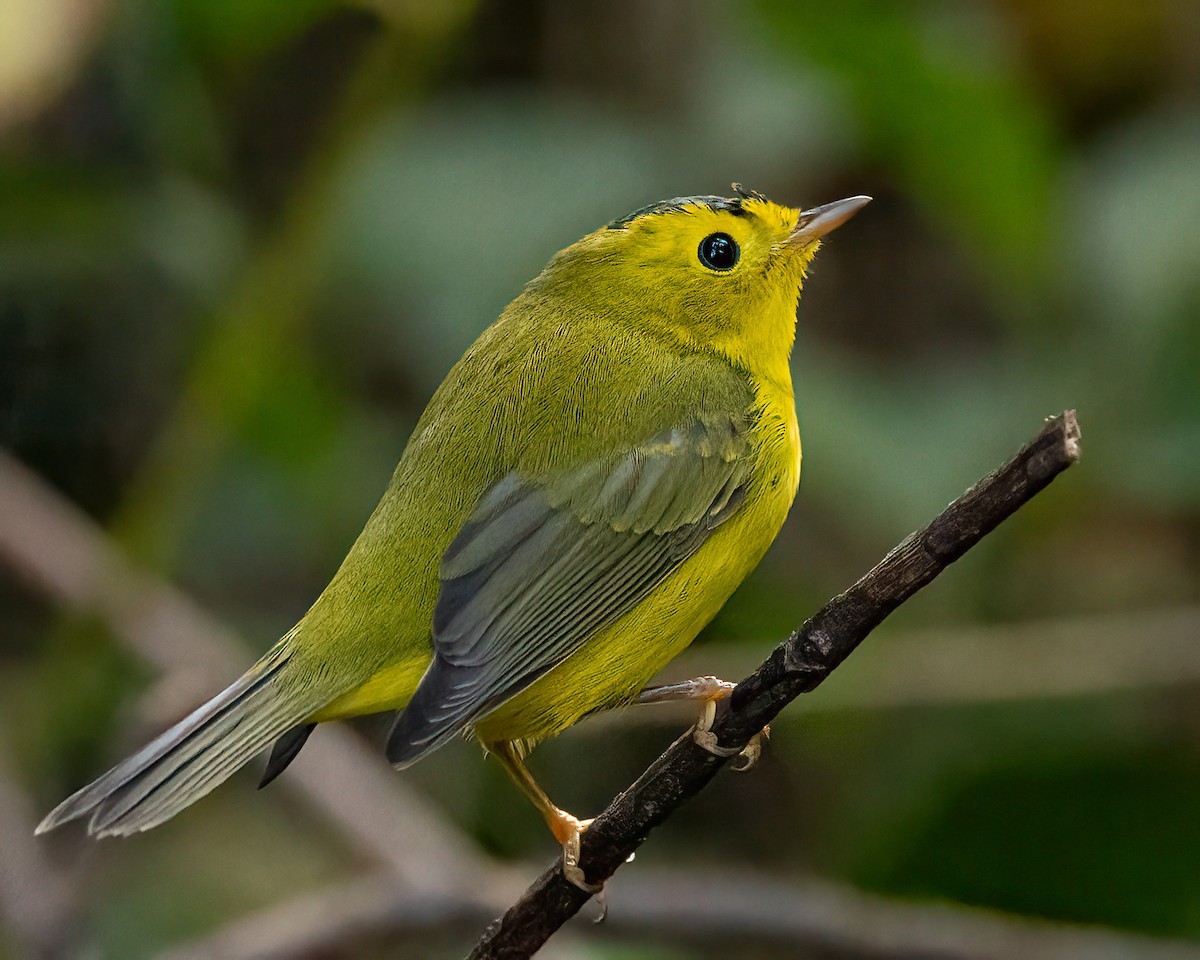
(2, 0, 1198, 957)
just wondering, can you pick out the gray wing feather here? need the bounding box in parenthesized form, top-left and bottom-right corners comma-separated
(387, 417, 753, 766)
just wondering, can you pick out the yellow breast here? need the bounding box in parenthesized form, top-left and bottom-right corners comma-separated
(473, 381, 800, 746)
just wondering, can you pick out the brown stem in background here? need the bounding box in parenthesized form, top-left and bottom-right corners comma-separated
(0, 446, 491, 895)
(159, 863, 1200, 960)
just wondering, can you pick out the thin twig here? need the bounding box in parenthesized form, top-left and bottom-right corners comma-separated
(470, 411, 1082, 958)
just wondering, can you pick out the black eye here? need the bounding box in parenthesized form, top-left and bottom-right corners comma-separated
(698, 232, 739, 271)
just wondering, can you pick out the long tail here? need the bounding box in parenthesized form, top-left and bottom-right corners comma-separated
(37, 643, 325, 837)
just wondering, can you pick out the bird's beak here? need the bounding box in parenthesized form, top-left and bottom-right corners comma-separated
(789, 195, 872, 246)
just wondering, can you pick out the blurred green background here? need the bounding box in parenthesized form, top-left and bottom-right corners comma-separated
(2, 0, 1199, 957)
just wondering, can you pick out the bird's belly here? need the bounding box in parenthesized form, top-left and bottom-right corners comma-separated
(309, 655, 430, 721)
(473, 422, 800, 746)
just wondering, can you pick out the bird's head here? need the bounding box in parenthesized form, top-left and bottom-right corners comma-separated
(533, 186, 869, 377)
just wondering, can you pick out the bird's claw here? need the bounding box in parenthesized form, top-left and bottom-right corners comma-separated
(731, 725, 771, 772)
(691, 695, 771, 768)
(591, 887, 609, 923)
(692, 726, 744, 757)
(558, 815, 602, 894)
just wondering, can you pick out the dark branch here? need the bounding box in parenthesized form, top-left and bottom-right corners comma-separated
(470, 411, 1082, 959)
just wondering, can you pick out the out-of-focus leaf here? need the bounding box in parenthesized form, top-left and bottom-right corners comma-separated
(167, 0, 338, 61)
(754, 0, 1063, 282)
(867, 746, 1200, 936)
(1068, 111, 1200, 343)
(0, 164, 140, 277)
(134, 176, 249, 303)
(1060, 109, 1200, 507)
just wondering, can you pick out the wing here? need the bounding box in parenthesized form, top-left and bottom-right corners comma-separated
(386, 415, 754, 766)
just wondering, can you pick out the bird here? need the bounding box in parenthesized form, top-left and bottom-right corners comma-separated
(38, 185, 869, 889)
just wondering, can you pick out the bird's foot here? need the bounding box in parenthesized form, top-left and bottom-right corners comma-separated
(730, 725, 771, 772)
(550, 809, 601, 893)
(636, 675, 769, 769)
(689, 687, 771, 770)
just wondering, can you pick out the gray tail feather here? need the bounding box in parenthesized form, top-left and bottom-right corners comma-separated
(257, 722, 316, 789)
(37, 645, 320, 837)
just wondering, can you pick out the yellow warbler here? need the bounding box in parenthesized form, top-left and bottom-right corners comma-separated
(39, 185, 868, 886)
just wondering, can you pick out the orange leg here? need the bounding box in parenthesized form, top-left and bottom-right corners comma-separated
(489, 740, 600, 893)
